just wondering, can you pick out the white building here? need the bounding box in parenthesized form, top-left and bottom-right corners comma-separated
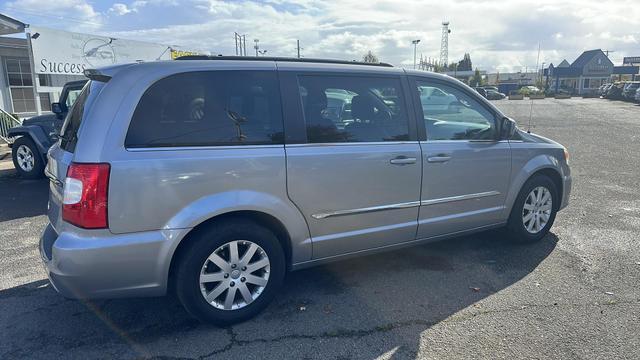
(0, 14, 188, 119)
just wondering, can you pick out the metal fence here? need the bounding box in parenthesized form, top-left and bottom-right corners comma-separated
(0, 109, 21, 144)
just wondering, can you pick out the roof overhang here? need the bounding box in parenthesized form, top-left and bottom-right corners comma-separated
(613, 66, 639, 75)
(0, 13, 25, 35)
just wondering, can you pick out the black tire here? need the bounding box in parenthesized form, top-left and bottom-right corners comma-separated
(175, 219, 285, 325)
(11, 137, 44, 179)
(506, 175, 558, 243)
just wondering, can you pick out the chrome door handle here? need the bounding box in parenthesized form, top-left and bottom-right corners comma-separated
(427, 154, 451, 163)
(390, 156, 417, 165)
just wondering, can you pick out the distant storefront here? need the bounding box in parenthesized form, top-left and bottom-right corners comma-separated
(545, 49, 613, 95)
(611, 57, 640, 82)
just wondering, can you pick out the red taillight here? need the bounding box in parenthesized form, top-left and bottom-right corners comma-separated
(62, 163, 110, 229)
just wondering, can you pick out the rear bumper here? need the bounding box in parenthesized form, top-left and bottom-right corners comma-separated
(560, 174, 572, 210)
(39, 223, 188, 299)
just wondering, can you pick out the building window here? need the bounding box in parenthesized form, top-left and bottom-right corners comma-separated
(5, 58, 36, 114)
(39, 93, 52, 112)
(38, 74, 51, 87)
(583, 78, 590, 89)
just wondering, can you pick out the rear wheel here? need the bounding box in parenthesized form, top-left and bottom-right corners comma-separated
(11, 137, 44, 179)
(175, 219, 285, 325)
(506, 175, 558, 243)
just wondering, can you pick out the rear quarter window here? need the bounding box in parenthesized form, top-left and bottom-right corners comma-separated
(125, 71, 284, 148)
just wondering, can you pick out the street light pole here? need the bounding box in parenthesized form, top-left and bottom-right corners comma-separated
(242, 35, 246, 56)
(412, 39, 421, 69)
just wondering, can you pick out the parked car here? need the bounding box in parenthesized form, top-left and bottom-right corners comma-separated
(485, 89, 506, 100)
(474, 87, 487, 98)
(419, 85, 458, 111)
(41, 58, 571, 325)
(519, 85, 542, 95)
(605, 82, 625, 100)
(622, 82, 640, 101)
(8, 80, 87, 178)
(481, 86, 499, 92)
(599, 84, 612, 97)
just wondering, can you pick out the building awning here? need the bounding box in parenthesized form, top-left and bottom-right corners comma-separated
(0, 13, 25, 35)
(613, 66, 639, 75)
(549, 67, 581, 77)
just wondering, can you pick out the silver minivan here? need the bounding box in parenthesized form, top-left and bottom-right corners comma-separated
(41, 57, 571, 324)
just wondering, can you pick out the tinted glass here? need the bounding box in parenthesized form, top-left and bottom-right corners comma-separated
(66, 89, 83, 107)
(416, 80, 496, 141)
(125, 71, 284, 148)
(298, 75, 409, 143)
(60, 82, 92, 152)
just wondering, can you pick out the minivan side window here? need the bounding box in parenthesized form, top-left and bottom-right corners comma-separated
(298, 75, 409, 143)
(415, 80, 496, 141)
(125, 71, 284, 148)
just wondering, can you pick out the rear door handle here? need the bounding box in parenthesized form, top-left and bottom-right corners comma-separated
(427, 154, 452, 163)
(390, 156, 417, 165)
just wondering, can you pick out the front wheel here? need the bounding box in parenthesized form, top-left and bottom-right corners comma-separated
(506, 175, 558, 243)
(175, 219, 285, 325)
(11, 137, 44, 179)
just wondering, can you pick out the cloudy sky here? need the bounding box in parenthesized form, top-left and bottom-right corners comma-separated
(2, 0, 639, 72)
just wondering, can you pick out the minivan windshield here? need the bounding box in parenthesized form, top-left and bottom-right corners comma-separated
(60, 81, 103, 152)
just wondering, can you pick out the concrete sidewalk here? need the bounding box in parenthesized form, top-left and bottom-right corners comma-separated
(0, 143, 14, 172)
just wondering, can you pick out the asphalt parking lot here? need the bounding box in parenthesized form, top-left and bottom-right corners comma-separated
(1, 98, 639, 359)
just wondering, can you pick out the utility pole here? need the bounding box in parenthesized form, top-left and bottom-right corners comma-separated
(242, 35, 246, 56)
(412, 39, 420, 69)
(296, 39, 302, 58)
(234, 32, 239, 55)
(234, 33, 247, 55)
(254, 39, 259, 57)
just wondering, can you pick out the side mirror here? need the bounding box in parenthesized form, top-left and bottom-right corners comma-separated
(501, 117, 517, 139)
(52, 102, 63, 115)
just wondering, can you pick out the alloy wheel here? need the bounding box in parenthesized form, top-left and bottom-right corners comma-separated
(522, 186, 553, 234)
(199, 240, 270, 311)
(16, 145, 35, 172)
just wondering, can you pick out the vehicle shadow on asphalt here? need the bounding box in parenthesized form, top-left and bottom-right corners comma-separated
(0, 171, 48, 222)
(0, 231, 557, 358)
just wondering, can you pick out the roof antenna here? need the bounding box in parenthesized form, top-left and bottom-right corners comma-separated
(528, 42, 541, 134)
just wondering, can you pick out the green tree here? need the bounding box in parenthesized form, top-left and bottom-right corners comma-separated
(362, 51, 379, 63)
(457, 53, 472, 71)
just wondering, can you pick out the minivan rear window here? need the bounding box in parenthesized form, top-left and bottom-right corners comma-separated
(125, 71, 284, 148)
(60, 81, 93, 152)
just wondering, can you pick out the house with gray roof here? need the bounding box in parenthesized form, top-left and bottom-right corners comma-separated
(545, 49, 613, 95)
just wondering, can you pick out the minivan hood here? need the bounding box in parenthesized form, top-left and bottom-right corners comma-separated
(517, 129, 562, 146)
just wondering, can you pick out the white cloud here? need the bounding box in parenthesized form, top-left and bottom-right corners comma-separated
(109, 3, 134, 15)
(3, 0, 640, 71)
(4, 0, 102, 30)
